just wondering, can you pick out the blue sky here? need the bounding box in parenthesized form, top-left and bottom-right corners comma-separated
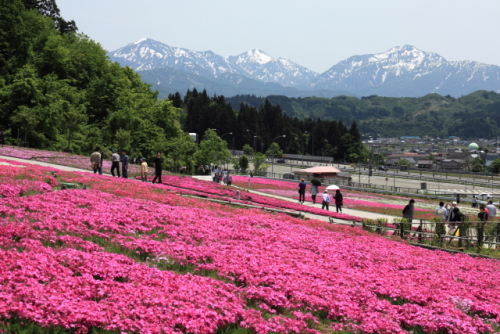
(57, 0, 500, 73)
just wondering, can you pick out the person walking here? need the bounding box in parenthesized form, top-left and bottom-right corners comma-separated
(334, 189, 343, 213)
(140, 158, 148, 182)
(402, 199, 415, 223)
(226, 172, 233, 186)
(121, 150, 129, 179)
(90, 147, 101, 174)
(321, 190, 331, 211)
(486, 200, 497, 219)
(110, 149, 120, 177)
(152, 152, 162, 184)
(298, 179, 306, 204)
(310, 182, 319, 204)
(435, 201, 447, 221)
(471, 195, 478, 208)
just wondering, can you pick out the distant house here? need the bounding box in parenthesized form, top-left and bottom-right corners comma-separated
(386, 158, 399, 167)
(441, 159, 464, 171)
(417, 160, 434, 169)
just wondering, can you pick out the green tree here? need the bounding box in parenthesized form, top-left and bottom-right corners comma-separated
(165, 133, 198, 173)
(471, 158, 485, 173)
(265, 142, 283, 158)
(242, 144, 254, 156)
(489, 158, 500, 174)
(396, 159, 413, 167)
(60, 100, 87, 151)
(195, 129, 231, 166)
(239, 155, 249, 170)
(253, 152, 266, 171)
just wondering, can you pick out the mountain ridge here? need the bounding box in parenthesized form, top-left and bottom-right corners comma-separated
(108, 39, 500, 98)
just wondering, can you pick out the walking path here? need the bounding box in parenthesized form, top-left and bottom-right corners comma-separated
(192, 175, 398, 222)
(0, 155, 398, 224)
(0, 155, 94, 173)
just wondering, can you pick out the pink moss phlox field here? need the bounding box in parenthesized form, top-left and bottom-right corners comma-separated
(3, 159, 500, 333)
(0, 175, 500, 332)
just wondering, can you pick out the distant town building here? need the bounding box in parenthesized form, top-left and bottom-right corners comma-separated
(417, 160, 434, 169)
(440, 159, 464, 171)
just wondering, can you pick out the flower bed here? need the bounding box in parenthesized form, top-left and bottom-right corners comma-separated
(1, 160, 500, 333)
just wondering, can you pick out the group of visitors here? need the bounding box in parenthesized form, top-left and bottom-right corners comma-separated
(209, 165, 232, 185)
(89, 148, 162, 183)
(435, 199, 498, 236)
(297, 179, 343, 213)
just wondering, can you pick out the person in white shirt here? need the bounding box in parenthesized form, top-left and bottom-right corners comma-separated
(322, 190, 331, 211)
(110, 149, 120, 177)
(435, 201, 447, 221)
(486, 200, 497, 219)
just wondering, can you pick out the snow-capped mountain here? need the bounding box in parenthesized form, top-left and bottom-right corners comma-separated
(108, 38, 244, 78)
(314, 45, 500, 96)
(108, 39, 317, 89)
(108, 40, 500, 98)
(227, 49, 318, 88)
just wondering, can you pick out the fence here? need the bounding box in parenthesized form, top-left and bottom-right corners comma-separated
(231, 150, 334, 163)
(358, 218, 500, 256)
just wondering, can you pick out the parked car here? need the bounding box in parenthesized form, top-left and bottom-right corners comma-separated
(378, 166, 387, 171)
(475, 193, 492, 200)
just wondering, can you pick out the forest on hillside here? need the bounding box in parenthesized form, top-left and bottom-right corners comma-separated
(170, 89, 366, 162)
(0, 0, 197, 169)
(225, 91, 500, 139)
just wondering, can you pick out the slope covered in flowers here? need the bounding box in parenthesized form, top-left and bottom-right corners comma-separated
(1, 159, 500, 334)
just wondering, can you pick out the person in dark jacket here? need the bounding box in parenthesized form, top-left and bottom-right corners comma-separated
(121, 150, 129, 178)
(152, 152, 162, 184)
(298, 179, 306, 204)
(402, 199, 415, 223)
(334, 189, 343, 213)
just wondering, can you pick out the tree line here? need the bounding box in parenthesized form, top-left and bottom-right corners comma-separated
(173, 89, 367, 162)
